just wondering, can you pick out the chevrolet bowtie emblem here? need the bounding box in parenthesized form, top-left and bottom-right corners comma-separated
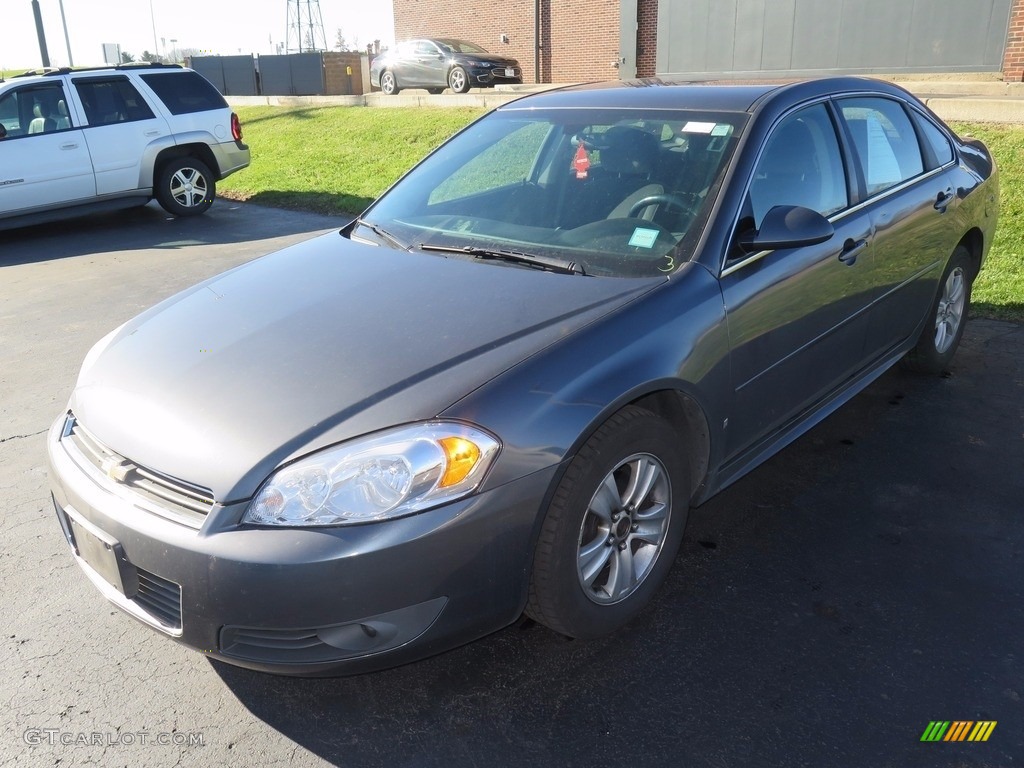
(100, 457, 131, 483)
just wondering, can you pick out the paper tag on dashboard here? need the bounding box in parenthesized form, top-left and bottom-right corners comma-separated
(628, 227, 659, 248)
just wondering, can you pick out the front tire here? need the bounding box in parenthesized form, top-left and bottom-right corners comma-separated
(380, 71, 399, 95)
(155, 157, 215, 217)
(903, 245, 973, 373)
(448, 66, 470, 93)
(526, 406, 690, 639)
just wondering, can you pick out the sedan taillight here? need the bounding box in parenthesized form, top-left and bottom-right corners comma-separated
(231, 112, 243, 142)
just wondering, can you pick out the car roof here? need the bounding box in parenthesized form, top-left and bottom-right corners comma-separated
(496, 76, 920, 115)
(4, 63, 185, 86)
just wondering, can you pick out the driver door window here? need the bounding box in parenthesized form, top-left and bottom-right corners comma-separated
(748, 103, 848, 227)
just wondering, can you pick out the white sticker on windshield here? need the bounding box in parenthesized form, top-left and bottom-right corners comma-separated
(628, 227, 660, 249)
(711, 124, 732, 136)
(682, 121, 716, 134)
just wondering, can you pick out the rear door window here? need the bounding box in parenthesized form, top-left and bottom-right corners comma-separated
(74, 77, 155, 126)
(139, 71, 227, 115)
(837, 97, 925, 197)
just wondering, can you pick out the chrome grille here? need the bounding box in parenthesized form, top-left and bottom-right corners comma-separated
(62, 414, 214, 527)
(133, 568, 182, 630)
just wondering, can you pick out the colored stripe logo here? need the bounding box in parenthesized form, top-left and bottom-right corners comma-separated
(920, 721, 997, 742)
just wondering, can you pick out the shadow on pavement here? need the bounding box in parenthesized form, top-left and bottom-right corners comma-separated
(209, 320, 1023, 767)
(0, 200, 348, 268)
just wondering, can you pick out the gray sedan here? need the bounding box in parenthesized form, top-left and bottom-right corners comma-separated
(48, 77, 998, 676)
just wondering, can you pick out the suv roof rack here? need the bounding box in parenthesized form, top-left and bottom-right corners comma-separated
(15, 62, 183, 78)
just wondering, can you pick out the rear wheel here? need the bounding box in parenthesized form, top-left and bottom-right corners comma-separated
(903, 245, 973, 373)
(380, 71, 399, 95)
(526, 406, 690, 639)
(155, 157, 215, 217)
(448, 66, 470, 93)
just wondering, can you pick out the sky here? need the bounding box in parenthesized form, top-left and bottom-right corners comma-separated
(1, 0, 396, 69)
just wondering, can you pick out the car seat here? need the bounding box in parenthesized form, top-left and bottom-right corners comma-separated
(55, 100, 70, 130)
(27, 103, 55, 134)
(749, 119, 822, 225)
(600, 126, 665, 220)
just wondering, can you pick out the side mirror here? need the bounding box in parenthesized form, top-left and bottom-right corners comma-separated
(738, 205, 834, 252)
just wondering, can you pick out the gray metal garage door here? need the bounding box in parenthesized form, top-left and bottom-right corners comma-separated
(656, 0, 1012, 78)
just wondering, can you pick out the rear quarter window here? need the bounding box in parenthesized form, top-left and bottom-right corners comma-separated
(140, 71, 227, 115)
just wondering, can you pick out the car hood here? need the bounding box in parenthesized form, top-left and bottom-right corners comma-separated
(455, 53, 519, 67)
(70, 233, 658, 502)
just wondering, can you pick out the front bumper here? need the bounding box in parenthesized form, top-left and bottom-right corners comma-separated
(470, 67, 522, 87)
(47, 414, 556, 676)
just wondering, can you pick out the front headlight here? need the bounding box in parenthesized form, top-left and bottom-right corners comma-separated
(243, 422, 500, 527)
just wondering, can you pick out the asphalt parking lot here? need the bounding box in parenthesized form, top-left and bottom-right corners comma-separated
(1, 201, 1021, 768)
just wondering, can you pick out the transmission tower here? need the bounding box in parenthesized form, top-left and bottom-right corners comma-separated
(285, 0, 327, 53)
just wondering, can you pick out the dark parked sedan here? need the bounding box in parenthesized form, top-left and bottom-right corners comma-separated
(370, 38, 522, 94)
(48, 77, 997, 676)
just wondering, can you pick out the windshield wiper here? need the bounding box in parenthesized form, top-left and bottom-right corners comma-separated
(355, 218, 410, 251)
(417, 243, 585, 275)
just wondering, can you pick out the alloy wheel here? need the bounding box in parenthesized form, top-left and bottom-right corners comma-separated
(576, 452, 671, 604)
(934, 266, 966, 354)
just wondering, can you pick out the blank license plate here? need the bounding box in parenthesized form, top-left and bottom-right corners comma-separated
(61, 507, 135, 596)
(505, 68, 515, 77)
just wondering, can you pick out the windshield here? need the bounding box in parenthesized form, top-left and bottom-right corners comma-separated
(438, 40, 488, 54)
(355, 108, 745, 277)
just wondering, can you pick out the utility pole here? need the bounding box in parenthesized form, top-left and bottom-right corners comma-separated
(31, 0, 51, 68)
(58, 0, 73, 66)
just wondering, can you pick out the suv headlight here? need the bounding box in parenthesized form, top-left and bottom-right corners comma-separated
(243, 422, 500, 527)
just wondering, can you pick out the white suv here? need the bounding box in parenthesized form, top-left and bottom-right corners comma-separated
(0, 63, 250, 229)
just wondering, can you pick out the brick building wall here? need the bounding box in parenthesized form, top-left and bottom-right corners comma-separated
(324, 52, 367, 95)
(636, 0, 658, 78)
(392, 0, 625, 83)
(1003, 0, 1024, 80)
(546, 0, 621, 83)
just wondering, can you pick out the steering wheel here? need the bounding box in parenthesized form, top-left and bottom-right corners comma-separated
(628, 192, 698, 220)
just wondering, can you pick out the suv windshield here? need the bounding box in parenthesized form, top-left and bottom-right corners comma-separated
(356, 108, 745, 277)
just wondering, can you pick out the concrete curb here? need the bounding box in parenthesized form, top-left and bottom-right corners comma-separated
(922, 97, 1024, 124)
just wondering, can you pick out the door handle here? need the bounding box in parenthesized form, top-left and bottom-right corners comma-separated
(144, 130, 161, 137)
(838, 238, 867, 265)
(60, 142, 79, 150)
(934, 187, 955, 212)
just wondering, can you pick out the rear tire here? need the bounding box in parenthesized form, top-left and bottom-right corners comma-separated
(903, 245, 973, 373)
(526, 406, 690, 639)
(155, 157, 215, 217)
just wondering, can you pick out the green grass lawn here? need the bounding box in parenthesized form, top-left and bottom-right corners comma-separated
(221, 106, 486, 215)
(951, 122, 1024, 322)
(220, 107, 1023, 322)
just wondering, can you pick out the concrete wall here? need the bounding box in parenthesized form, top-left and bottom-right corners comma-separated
(656, 0, 1013, 78)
